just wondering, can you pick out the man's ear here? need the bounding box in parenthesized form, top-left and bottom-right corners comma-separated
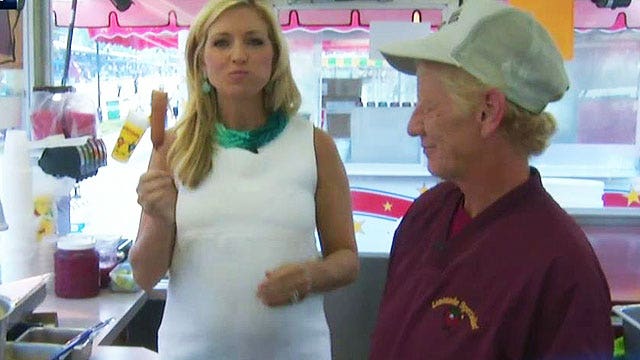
(479, 88, 506, 137)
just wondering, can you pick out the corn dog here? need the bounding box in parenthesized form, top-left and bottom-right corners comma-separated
(150, 90, 168, 149)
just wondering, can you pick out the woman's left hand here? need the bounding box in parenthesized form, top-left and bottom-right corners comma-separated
(257, 263, 312, 307)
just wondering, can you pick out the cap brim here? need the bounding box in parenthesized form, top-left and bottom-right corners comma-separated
(379, 35, 461, 75)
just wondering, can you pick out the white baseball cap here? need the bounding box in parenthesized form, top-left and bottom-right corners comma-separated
(378, 0, 570, 114)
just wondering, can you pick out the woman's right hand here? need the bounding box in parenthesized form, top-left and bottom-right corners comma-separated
(136, 169, 177, 225)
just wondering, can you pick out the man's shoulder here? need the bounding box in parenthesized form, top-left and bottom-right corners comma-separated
(513, 194, 586, 246)
(399, 181, 459, 221)
(414, 181, 458, 205)
(493, 194, 603, 282)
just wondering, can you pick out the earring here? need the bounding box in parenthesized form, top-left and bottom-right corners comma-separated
(202, 80, 212, 94)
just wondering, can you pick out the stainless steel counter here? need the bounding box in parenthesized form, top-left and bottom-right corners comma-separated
(36, 283, 148, 347)
(91, 345, 158, 359)
(1, 274, 158, 359)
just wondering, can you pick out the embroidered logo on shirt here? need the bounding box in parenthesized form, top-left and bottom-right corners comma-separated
(432, 296, 479, 331)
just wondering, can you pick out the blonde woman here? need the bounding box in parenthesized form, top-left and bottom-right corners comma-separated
(129, 1, 358, 358)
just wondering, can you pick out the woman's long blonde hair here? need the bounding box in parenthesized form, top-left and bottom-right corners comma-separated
(169, 0, 301, 188)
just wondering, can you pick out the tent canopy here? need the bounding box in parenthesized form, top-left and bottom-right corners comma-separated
(52, 0, 204, 27)
(52, 0, 445, 29)
(51, 0, 640, 30)
(53, 0, 446, 50)
(88, 13, 186, 50)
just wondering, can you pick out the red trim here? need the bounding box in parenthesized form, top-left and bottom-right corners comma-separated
(281, 9, 441, 33)
(602, 193, 640, 207)
(574, 0, 640, 29)
(52, 0, 639, 30)
(611, 12, 628, 31)
(280, 9, 365, 32)
(351, 189, 413, 219)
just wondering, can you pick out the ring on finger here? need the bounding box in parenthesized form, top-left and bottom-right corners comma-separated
(291, 289, 300, 304)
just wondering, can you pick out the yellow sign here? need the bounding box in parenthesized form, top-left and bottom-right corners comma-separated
(510, 0, 574, 60)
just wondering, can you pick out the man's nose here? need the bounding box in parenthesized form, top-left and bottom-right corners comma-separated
(407, 112, 422, 137)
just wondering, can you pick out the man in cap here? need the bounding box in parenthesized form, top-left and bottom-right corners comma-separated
(369, 0, 613, 359)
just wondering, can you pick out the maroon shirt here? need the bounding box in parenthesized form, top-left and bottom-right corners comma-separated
(370, 168, 613, 360)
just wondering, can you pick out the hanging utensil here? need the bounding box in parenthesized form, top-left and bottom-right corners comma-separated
(49, 317, 114, 360)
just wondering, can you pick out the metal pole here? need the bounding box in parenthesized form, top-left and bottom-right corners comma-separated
(61, 0, 78, 86)
(96, 41, 102, 122)
(32, 0, 52, 87)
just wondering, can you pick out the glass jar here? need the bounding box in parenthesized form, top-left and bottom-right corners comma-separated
(54, 236, 99, 298)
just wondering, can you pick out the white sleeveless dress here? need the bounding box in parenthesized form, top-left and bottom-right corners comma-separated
(157, 118, 331, 360)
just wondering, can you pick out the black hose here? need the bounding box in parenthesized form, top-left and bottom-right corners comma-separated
(61, 0, 78, 86)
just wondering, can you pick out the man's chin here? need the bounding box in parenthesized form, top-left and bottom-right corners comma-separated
(426, 164, 440, 178)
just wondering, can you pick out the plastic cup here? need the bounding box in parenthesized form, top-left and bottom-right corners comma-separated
(95, 236, 120, 289)
(111, 110, 149, 162)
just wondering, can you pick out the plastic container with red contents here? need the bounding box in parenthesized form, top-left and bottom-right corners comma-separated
(30, 86, 98, 140)
(54, 235, 100, 298)
(64, 92, 97, 138)
(30, 86, 71, 140)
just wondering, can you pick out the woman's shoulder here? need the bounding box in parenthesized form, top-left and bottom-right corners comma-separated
(286, 114, 314, 131)
(281, 115, 320, 144)
(311, 125, 339, 158)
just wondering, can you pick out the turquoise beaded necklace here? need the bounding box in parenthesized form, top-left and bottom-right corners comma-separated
(215, 111, 288, 153)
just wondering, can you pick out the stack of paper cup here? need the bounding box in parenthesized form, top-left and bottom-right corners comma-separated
(35, 236, 57, 283)
(0, 129, 37, 283)
(0, 96, 22, 130)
